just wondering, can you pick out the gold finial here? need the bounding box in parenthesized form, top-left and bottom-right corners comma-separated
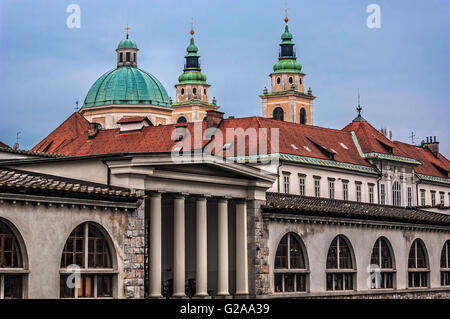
(125, 24, 130, 39)
(190, 19, 194, 38)
(284, 7, 289, 25)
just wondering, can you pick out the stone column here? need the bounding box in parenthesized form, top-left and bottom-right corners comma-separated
(173, 194, 186, 297)
(149, 192, 162, 298)
(195, 196, 208, 297)
(235, 200, 249, 295)
(217, 198, 229, 296)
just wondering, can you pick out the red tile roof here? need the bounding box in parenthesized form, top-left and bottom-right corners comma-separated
(0, 141, 11, 149)
(32, 113, 449, 180)
(207, 117, 372, 167)
(343, 119, 450, 178)
(33, 113, 207, 155)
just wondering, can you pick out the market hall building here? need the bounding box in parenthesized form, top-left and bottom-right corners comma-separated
(1, 16, 450, 299)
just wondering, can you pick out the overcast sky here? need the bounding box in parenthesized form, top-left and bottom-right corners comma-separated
(0, 0, 449, 156)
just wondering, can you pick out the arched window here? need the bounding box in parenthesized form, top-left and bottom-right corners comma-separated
(408, 239, 429, 288)
(326, 235, 355, 291)
(274, 233, 308, 293)
(276, 77, 281, 85)
(177, 116, 187, 124)
(60, 223, 114, 298)
(300, 108, 307, 124)
(181, 88, 185, 96)
(392, 181, 401, 206)
(126, 52, 130, 62)
(273, 107, 284, 121)
(440, 240, 450, 286)
(119, 53, 123, 63)
(0, 220, 25, 299)
(369, 237, 395, 289)
(288, 77, 293, 84)
(192, 88, 197, 95)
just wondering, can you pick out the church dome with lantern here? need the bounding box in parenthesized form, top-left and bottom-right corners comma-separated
(82, 28, 171, 109)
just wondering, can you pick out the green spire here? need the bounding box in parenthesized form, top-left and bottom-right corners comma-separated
(178, 25, 208, 85)
(273, 12, 302, 74)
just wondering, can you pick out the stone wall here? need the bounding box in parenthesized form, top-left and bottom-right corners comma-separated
(123, 200, 146, 298)
(305, 289, 450, 299)
(248, 199, 271, 297)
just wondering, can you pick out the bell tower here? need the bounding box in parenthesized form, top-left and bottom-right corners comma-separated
(260, 11, 315, 124)
(172, 23, 219, 123)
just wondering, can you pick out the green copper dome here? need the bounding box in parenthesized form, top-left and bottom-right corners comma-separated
(178, 70, 207, 84)
(273, 59, 302, 74)
(177, 33, 209, 86)
(83, 66, 171, 108)
(117, 38, 138, 50)
(272, 25, 302, 74)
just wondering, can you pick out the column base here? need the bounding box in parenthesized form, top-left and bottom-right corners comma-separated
(215, 293, 232, 299)
(171, 294, 188, 299)
(233, 293, 250, 299)
(148, 294, 164, 299)
(193, 294, 211, 299)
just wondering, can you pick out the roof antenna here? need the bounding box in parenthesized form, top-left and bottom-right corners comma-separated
(408, 132, 417, 145)
(13, 131, 21, 150)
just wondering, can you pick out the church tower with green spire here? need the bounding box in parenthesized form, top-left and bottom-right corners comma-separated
(172, 24, 219, 124)
(260, 11, 315, 125)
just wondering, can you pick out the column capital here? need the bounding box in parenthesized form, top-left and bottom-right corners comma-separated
(173, 192, 189, 199)
(149, 191, 164, 198)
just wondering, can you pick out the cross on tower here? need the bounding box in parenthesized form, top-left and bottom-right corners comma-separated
(125, 25, 130, 39)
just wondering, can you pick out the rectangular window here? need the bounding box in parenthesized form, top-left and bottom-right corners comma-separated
(326, 273, 354, 291)
(314, 178, 321, 198)
(343, 182, 348, 201)
(60, 274, 113, 298)
(126, 52, 130, 62)
(370, 272, 394, 289)
(356, 183, 362, 202)
(431, 191, 436, 206)
(380, 184, 385, 205)
(274, 273, 307, 293)
(283, 175, 290, 194)
(440, 192, 445, 205)
(369, 185, 374, 204)
(407, 187, 412, 207)
(119, 52, 123, 62)
(442, 272, 450, 286)
(408, 272, 428, 288)
(328, 180, 335, 199)
(421, 189, 426, 206)
(0, 274, 22, 299)
(299, 177, 305, 196)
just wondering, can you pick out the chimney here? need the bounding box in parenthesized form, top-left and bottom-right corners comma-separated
(421, 135, 440, 158)
(88, 122, 101, 139)
(205, 110, 224, 129)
